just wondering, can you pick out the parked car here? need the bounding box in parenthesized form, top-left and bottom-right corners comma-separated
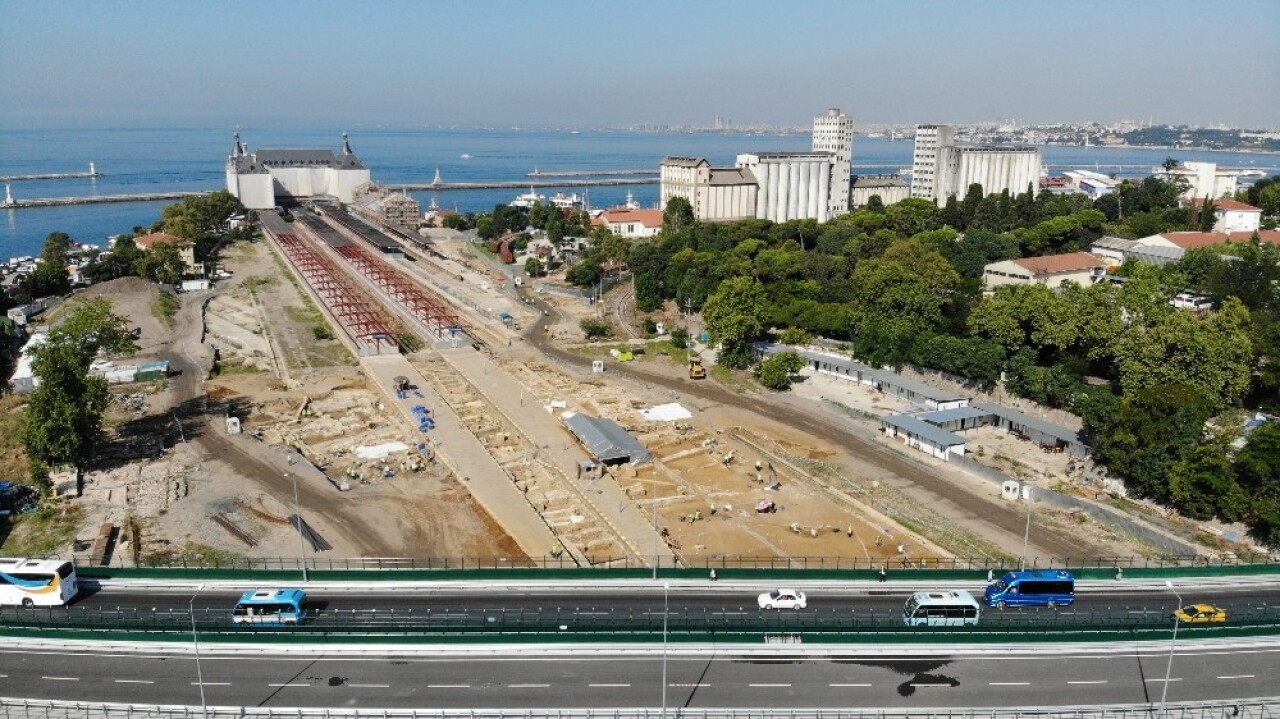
(1172, 604, 1228, 623)
(758, 588, 807, 610)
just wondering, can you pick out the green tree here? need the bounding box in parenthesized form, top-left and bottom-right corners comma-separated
(1094, 384, 1212, 501)
(753, 351, 806, 390)
(133, 240, 187, 284)
(968, 283, 1079, 356)
(524, 257, 545, 277)
(1113, 297, 1254, 411)
(702, 276, 768, 368)
(883, 197, 942, 236)
(1236, 423, 1280, 503)
(663, 197, 695, 232)
(20, 298, 137, 491)
(1168, 430, 1249, 522)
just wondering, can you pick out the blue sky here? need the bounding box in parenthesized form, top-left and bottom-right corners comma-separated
(2, 0, 1277, 129)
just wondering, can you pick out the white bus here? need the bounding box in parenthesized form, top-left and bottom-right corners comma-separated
(0, 558, 79, 608)
(904, 590, 981, 627)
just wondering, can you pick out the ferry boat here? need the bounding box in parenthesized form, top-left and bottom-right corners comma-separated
(549, 192, 584, 210)
(510, 187, 546, 208)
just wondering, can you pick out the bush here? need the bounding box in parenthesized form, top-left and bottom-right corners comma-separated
(580, 318, 612, 341)
(778, 328, 813, 346)
(312, 325, 334, 341)
(670, 326, 689, 349)
(642, 318, 658, 335)
(397, 332, 424, 353)
(752, 351, 806, 391)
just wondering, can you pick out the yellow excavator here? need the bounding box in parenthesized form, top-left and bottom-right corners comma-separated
(688, 356, 706, 379)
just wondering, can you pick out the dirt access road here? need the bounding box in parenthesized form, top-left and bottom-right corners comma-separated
(520, 289, 1108, 559)
(161, 293, 399, 557)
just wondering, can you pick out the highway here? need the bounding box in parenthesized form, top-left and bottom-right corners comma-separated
(0, 645, 1275, 709)
(57, 583, 1280, 615)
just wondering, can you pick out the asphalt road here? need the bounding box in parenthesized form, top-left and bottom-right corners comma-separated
(20, 584, 1278, 623)
(1, 646, 1275, 709)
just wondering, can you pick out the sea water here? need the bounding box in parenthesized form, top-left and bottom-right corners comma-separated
(3, 126, 1278, 258)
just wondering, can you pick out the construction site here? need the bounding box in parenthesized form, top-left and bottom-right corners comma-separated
(2, 202, 1175, 569)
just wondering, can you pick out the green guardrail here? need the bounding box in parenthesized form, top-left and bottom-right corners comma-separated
(74, 562, 1280, 583)
(3, 603, 1279, 645)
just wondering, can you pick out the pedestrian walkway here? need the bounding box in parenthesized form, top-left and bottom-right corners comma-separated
(438, 346, 675, 564)
(361, 354, 561, 560)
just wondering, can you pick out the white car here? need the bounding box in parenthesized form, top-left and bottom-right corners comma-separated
(758, 588, 807, 610)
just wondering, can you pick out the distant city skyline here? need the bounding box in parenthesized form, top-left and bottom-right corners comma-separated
(2, 0, 1278, 130)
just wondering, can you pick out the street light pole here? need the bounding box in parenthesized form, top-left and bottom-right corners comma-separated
(652, 469, 659, 581)
(287, 473, 309, 582)
(1159, 580, 1182, 717)
(190, 584, 207, 719)
(1019, 483, 1032, 571)
(662, 581, 669, 719)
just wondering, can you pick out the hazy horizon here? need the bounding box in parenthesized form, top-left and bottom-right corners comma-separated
(2, 0, 1277, 130)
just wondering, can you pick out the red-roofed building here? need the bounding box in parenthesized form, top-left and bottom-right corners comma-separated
(590, 208, 664, 238)
(982, 252, 1107, 292)
(133, 232, 198, 274)
(1182, 197, 1262, 233)
(1138, 230, 1280, 251)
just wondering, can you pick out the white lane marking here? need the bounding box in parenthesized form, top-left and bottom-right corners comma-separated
(427, 684, 470, 688)
(670, 683, 710, 687)
(990, 682, 1031, 686)
(590, 683, 631, 687)
(192, 682, 231, 686)
(830, 683, 872, 687)
(508, 683, 550, 688)
(1218, 675, 1255, 680)
(268, 683, 310, 688)
(1068, 680, 1108, 685)
(114, 679, 154, 684)
(42, 676, 79, 681)
(1146, 678, 1182, 683)
(750, 683, 792, 687)
(348, 683, 390, 688)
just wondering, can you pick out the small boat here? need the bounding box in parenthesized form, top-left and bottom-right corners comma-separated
(459, 153, 473, 160)
(619, 191, 641, 210)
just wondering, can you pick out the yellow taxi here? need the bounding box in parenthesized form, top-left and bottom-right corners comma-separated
(1172, 603, 1228, 623)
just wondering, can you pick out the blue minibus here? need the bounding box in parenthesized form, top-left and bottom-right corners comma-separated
(984, 570, 1075, 608)
(232, 588, 307, 625)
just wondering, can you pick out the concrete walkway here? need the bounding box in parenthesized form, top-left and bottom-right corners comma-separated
(361, 354, 561, 560)
(438, 346, 675, 564)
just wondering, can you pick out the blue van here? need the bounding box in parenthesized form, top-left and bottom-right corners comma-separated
(984, 570, 1075, 608)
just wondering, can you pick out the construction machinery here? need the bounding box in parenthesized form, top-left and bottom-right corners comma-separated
(688, 356, 707, 379)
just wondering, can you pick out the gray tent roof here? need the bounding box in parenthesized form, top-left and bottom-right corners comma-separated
(881, 413, 966, 448)
(972, 401, 1084, 445)
(563, 413, 652, 465)
(915, 406, 991, 425)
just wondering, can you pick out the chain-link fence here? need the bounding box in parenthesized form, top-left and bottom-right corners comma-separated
(66, 553, 1280, 572)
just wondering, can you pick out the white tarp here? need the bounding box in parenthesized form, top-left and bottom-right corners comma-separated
(638, 403, 692, 421)
(355, 441, 410, 459)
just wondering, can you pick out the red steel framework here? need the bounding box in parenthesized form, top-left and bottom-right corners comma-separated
(332, 243, 465, 336)
(271, 232, 398, 351)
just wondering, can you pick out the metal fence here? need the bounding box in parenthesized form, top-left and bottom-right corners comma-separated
(68, 554, 1280, 572)
(3, 602, 1278, 639)
(1, 698, 1277, 719)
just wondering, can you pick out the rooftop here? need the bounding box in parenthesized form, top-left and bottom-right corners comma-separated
(595, 208, 665, 228)
(1183, 197, 1263, 213)
(881, 413, 967, 448)
(1011, 252, 1106, 275)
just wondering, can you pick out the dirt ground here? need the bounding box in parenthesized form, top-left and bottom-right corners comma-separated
(5, 226, 1208, 567)
(6, 244, 524, 563)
